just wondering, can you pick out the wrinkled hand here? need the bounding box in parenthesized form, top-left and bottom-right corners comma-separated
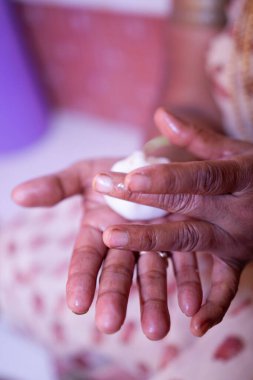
(12, 157, 175, 340)
(93, 108, 253, 336)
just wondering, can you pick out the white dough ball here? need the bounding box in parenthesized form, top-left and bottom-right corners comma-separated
(104, 150, 170, 221)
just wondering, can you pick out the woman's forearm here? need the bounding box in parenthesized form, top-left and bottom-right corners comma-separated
(162, 21, 224, 132)
(145, 1, 231, 141)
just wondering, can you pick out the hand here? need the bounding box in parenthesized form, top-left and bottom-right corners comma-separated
(12, 158, 173, 340)
(93, 108, 253, 336)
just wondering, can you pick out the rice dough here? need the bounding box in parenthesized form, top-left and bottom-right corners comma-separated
(104, 150, 169, 221)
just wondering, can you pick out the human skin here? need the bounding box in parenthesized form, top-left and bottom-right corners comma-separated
(12, 158, 175, 340)
(13, 106, 253, 340)
(12, 10, 237, 339)
(93, 108, 253, 336)
(145, 12, 224, 142)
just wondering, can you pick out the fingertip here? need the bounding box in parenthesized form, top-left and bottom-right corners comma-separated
(92, 173, 113, 194)
(143, 320, 170, 341)
(103, 228, 129, 249)
(11, 186, 31, 206)
(180, 301, 198, 318)
(66, 295, 90, 315)
(154, 109, 167, 136)
(95, 312, 123, 335)
(66, 280, 91, 315)
(154, 107, 167, 126)
(11, 180, 47, 207)
(96, 289, 134, 335)
(178, 290, 202, 317)
(154, 108, 182, 137)
(142, 306, 170, 341)
(190, 317, 210, 337)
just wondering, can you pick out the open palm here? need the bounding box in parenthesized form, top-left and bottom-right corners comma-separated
(12, 157, 186, 340)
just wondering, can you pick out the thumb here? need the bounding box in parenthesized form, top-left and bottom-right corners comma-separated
(154, 108, 249, 160)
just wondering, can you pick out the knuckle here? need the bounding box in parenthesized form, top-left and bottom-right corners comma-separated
(142, 228, 159, 250)
(198, 160, 243, 194)
(197, 162, 223, 194)
(69, 246, 102, 275)
(156, 193, 170, 209)
(73, 245, 100, 261)
(97, 289, 127, 301)
(178, 223, 200, 251)
(100, 263, 133, 281)
(161, 194, 196, 213)
(238, 158, 253, 190)
(141, 297, 166, 307)
(139, 269, 166, 283)
(67, 271, 96, 286)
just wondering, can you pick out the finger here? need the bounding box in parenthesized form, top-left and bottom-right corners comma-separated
(125, 159, 246, 195)
(93, 170, 205, 216)
(94, 171, 235, 223)
(190, 257, 241, 337)
(66, 222, 107, 314)
(103, 221, 224, 254)
(66, 203, 126, 314)
(95, 249, 135, 334)
(154, 108, 250, 160)
(137, 251, 170, 340)
(12, 159, 115, 207)
(123, 159, 248, 195)
(172, 251, 202, 317)
(11, 165, 85, 207)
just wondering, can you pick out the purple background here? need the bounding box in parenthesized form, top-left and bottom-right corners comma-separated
(0, 0, 48, 154)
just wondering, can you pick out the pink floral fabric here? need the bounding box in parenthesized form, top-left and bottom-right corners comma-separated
(1, 196, 253, 380)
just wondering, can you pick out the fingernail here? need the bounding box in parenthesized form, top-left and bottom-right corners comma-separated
(156, 108, 181, 134)
(163, 112, 180, 134)
(108, 229, 129, 247)
(94, 174, 113, 193)
(126, 173, 151, 192)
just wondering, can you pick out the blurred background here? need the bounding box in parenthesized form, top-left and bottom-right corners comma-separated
(0, 0, 172, 378)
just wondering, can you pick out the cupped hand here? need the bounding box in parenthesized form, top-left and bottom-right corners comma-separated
(12, 158, 172, 340)
(93, 109, 253, 336)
